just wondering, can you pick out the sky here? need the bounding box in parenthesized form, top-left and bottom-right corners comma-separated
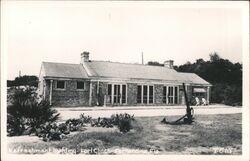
(2, 1, 244, 80)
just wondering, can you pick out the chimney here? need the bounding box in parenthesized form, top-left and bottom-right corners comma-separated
(164, 60, 174, 69)
(81, 51, 90, 63)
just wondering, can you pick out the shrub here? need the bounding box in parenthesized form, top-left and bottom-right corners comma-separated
(36, 122, 65, 141)
(7, 114, 26, 136)
(113, 113, 134, 133)
(79, 113, 92, 124)
(223, 85, 242, 106)
(210, 83, 242, 106)
(65, 114, 92, 132)
(91, 117, 114, 128)
(117, 113, 135, 133)
(89, 113, 135, 133)
(117, 118, 132, 133)
(7, 87, 60, 136)
(36, 114, 92, 141)
(58, 123, 69, 134)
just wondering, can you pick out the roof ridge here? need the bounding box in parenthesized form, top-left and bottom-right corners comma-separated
(178, 72, 196, 75)
(90, 60, 172, 69)
(42, 61, 80, 65)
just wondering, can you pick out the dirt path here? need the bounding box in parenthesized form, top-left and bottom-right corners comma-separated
(55, 106, 242, 121)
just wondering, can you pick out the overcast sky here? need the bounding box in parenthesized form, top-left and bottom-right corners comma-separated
(3, 1, 244, 80)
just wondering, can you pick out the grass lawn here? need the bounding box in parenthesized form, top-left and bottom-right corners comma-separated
(8, 113, 242, 155)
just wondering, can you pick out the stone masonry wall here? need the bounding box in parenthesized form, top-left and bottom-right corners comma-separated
(154, 84, 163, 104)
(45, 78, 206, 107)
(127, 83, 137, 105)
(90, 81, 109, 106)
(51, 80, 90, 107)
(100, 82, 109, 106)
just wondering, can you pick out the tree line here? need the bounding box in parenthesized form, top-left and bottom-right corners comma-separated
(148, 52, 242, 106)
(7, 75, 38, 87)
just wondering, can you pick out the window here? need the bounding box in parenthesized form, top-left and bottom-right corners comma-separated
(168, 86, 174, 104)
(122, 85, 126, 104)
(143, 85, 148, 104)
(77, 81, 85, 90)
(137, 85, 142, 103)
(163, 86, 179, 104)
(113, 85, 120, 104)
(149, 86, 154, 104)
(163, 86, 167, 103)
(107, 84, 112, 104)
(174, 86, 178, 104)
(56, 80, 65, 89)
(106, 84, 127, 104)
(137, 85, 154, 104)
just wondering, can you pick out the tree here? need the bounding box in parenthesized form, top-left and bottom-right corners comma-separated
(7, 75, 38, 87)
(176, 52, 242, 106)
(147, 61, 163, 67)
(7, 87, 60, 136)
(209, 52, 221, 62)
(196, 58, 205, 64)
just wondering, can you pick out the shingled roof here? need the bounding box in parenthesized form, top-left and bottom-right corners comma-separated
(83, 61, 211, 85)
(42, 62, 88, 79)
(41, 61, 211, 85)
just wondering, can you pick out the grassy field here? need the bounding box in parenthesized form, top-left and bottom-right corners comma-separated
(8, 113, 242, 155)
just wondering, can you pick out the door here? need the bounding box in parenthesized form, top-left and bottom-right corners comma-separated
(180, 90, 185, 105)
(113, 84, 121, 104)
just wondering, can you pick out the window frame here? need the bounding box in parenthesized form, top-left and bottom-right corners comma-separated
(163, 85, 179, 105)
(121, 84, 127, 104)
(137, 84, 154, 104)
(149, 85, 154, 104)
(55, 80, 66, 90)
(168, 86, 174, 104)
(76, 81, 85, 90)
(107, 83, 127, 105)
(137, 85, 142, 104)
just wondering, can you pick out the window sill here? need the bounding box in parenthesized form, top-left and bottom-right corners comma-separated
(76, 89, 87, 91)
(54, 88, 66, 91)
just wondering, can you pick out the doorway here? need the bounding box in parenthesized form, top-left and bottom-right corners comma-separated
(107, 84, 127, 105)
(113, 84, 121, 104)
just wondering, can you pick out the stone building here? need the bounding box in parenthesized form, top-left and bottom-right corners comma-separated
(38, 52, 211, 107)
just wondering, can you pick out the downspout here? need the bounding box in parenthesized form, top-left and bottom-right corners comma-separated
(207, 86, 210, 105)
(89, 81, 92, 106)
(97, 81, 99, 106)
(50, 80, 53, 105)
(43, 79, 46, 100)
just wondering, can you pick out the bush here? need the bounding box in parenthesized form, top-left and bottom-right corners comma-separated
(210, 83, 227, 103)
(117, 118, 132, 133)
(36, 114, 92, 141)
(210, 83, 242, 106)
(35, 122, 70, 141)
(223, 85, 242, 106)
(90, 113, 135, 133)
(115, 114, 135, 133)
(7, 87, 60, 136)
(105, 113, 135, 132)
(91, 117, 114, 128)
(79, 113, 92, 124)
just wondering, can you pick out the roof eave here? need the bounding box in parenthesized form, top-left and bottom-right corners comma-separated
(43, 76, 90, 80)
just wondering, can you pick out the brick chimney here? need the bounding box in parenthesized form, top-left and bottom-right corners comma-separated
(81, 51, 90, 63)
(164, 60, 174, 69)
